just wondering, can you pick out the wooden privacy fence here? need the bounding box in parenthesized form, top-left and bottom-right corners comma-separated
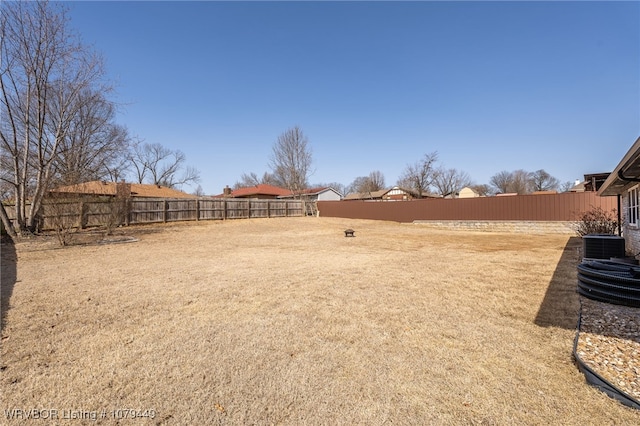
(4, 198, 305, 231)
(127, 198, 303, 223)
(317, 192, 618, 223)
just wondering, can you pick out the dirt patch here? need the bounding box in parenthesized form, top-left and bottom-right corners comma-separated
(1, 217, 639, 424)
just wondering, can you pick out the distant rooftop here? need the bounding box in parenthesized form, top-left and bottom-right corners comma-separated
(50, 181, 194, 198)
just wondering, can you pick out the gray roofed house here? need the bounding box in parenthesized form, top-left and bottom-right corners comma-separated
(278, 187, 342, 201)
(343, 186, 441, 201)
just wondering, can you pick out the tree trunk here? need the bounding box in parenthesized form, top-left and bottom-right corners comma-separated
(0, 203, 17, 239)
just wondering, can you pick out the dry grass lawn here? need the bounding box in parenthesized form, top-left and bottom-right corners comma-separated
(1, 217, 639, 425)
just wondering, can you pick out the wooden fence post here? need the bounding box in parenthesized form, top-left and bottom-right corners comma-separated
(195, 199, 200, 221)
(163, 199, 168, 223)
(125, 199, 131, 226)
(79, 201, 87, 229)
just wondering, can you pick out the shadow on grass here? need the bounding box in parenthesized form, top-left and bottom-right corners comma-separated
(534, 236, 582, 329)
(1, 235, 17, 337)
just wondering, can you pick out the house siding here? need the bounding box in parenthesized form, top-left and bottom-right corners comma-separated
(317, 190, 341, 201)
(458, 187, 480, 198)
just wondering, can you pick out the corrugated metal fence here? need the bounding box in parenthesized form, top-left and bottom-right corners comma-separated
(318, 192, 618, 222)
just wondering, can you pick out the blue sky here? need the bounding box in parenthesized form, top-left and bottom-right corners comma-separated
(65, 1, 640, 195)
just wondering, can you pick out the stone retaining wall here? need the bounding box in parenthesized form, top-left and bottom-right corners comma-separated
(412, 220, 578, 234)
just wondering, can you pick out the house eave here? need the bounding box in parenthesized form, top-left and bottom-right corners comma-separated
(598, 136, 640, 197)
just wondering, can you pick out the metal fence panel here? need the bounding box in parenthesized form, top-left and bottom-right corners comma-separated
(318, 192, 618, 222)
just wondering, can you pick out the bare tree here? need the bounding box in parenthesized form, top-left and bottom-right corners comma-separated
(269, 126, 313, 197)
(469, 184, 492, 196)
(510, 169, 534, 194)
(490, 171, 513, 194)
(128, 139, 148, 185)
(192, 185, 205, 197)
(433, 167, 472, 197)
(346, 171, 386, 195)
(0, 1, 112, 236)
(397, 152, 439, 198)
(345, 176, 368, 195)
(0, 152, 13, 199)
(128, 142, 200, 189)
(235, 172, 260, 188)
(367, 171, 385, 192)
(489, 169, 534, 195)
(560, 180, 577, 192)
(54, 89, 130, 186)
(234, 171, 279, 189)
(530, 169, 560, 192)
(103, 154, 131, 183)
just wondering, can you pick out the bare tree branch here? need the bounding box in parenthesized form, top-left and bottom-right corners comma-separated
(234, 171, 280, 190)
(489, 171, 513, 194)
(346, 171, 386, 196)
(489, 169, 551, 195)
(54, 89, 130, 185)
(531, 169, 560, 192)
(397, 152, 439, 198)
(127, 141, 200, 189)
(269, 126, 313, 197)
(433, 167, 472, 197)
(0, 0, 113, 234)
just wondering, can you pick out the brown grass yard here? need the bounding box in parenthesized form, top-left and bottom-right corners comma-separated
(1, 217, 638, 425)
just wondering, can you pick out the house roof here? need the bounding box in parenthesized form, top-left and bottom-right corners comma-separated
(299, 187, 332, 195)
(381, 186, 442, 199)
(569, 181, 586, 192)
(343, 189, 387, 200)
(598, 136, 640, 196)
(457, 187, 481, 198)
(344, 186, 442, 200)
(278, 187, 342, 198)
(50, 181, 194, 198)
(220, 184, 293, 198)
(583, 172, 610, 192)
(460, 186, 479, 194)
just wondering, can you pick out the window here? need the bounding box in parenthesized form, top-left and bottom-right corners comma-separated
(628, 186, 640, 226)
